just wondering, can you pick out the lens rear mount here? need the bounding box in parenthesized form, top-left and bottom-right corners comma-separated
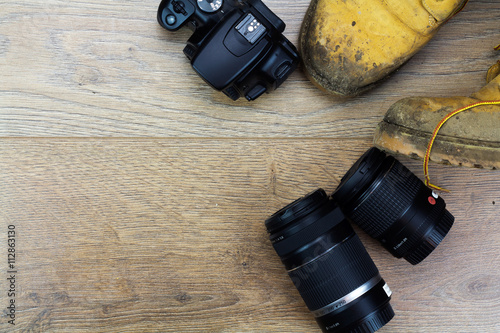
(403, 208, 454, 265)
(314, 278, 394, 333)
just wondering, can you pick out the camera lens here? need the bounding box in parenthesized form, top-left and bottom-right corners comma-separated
(265, 189, 394, 333)
(332, 147, 454, 265)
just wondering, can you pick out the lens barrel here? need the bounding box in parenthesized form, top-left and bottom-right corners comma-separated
(332, 147, 454, 265)
(265, 189, 394, 333)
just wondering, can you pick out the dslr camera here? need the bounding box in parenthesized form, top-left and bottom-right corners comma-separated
(157, 0, 300, 101)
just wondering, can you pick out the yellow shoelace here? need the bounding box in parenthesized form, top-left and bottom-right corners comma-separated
(424, 100, 500, 192)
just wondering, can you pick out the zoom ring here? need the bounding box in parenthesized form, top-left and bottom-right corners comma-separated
(350, 161, 422, 238)
(287, 234, 379, 311)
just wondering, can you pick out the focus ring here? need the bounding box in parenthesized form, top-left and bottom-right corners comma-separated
(287, 234, 379, 311)
(350, 160, 421, 238)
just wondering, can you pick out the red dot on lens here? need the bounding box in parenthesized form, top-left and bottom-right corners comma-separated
(428, 196, 436, 205)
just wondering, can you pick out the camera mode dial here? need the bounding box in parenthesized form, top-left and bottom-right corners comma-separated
(197, 0, 223, 12)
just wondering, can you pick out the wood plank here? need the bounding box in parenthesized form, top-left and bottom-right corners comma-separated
(2, 0, 500, 332)
(0, 1, 498, 137)
(1, 139, 499, 332)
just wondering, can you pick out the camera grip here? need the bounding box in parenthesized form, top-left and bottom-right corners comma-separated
(157, 0, 196, 31)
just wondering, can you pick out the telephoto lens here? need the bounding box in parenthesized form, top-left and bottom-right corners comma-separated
(332, 147, 454, 265)
(265, 189, 394, 333)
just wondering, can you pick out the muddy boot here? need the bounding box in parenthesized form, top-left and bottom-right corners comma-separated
(300, 0, 468, 97)
(374, 61, 500, 169)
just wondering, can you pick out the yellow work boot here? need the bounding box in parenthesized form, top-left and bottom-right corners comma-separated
(300, 0, 469, 97)
(374, 61, 500, 170)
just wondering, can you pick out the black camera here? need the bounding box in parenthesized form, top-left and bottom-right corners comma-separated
(157, 0, 300, 101)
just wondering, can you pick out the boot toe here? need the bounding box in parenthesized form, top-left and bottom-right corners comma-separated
(299, 0, 468, 96)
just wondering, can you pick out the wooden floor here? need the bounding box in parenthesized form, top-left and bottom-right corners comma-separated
(1, 1, 499, 332)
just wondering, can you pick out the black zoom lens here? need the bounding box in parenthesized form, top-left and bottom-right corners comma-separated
(332, 147, 454, 265)
(265, 189, 394, 333)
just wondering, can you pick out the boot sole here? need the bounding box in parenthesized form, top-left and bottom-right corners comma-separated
(374, 121, 500, 170)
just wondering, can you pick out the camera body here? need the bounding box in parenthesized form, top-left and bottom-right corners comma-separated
(157, 0, 299, 101)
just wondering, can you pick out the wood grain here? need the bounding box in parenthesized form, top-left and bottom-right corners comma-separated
(1, 140, 499, 332)
(1, 0, 500, 332)
(0, 1, 499, 137)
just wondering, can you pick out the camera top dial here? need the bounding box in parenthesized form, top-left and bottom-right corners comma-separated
(197, 0, 223, 12)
